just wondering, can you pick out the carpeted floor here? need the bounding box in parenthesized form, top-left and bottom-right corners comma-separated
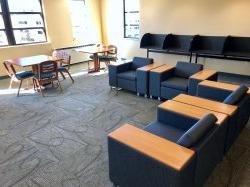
(0, 71, 249, 187)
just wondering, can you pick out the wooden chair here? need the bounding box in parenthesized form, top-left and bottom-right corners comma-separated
(3, 61, 34, 96)
(33, 60, 62, 97)
(89, 45, 118, 70)
(52, 50, 74, 83)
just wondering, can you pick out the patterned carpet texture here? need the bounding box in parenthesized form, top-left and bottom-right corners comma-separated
(0, 73, 249, 187)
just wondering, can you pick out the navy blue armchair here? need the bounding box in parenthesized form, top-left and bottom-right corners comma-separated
(108, 57, 153, 93)
(197, 81, 250, 151)
(108, 103, 225, 187)
(149, 61, 203, 100)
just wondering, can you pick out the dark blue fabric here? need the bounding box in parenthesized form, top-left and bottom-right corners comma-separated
(117, 78, 137, 92)
(117, 70, 137, 81)
(149, 72, 162, 97)
(57, 66, 66, 71)
(16, 71, 34, 79)
(177, 114, 217, 148)
(34, 73, 56, 80)
(149, 69, 175, 97)
(161, 77, 188, 91)
(197, 84, 232, 102)
(108, 62, 132, 87)
(161, 86, 187, 99)
(188, 78, 201, 96)
(157, 108, 197, 131)
(174, 61, 203, 78)
(144, 121, 185, 142)
(89, 55, 115, 61)
(137, 70, 149, 95)
(108, 137, 196, 187)
(223, 85, 249, 105)
(131, 57, 153, 70)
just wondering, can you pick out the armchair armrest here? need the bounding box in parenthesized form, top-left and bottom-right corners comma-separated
(137, 63, 164, 71)
(108, 62, 132, 87)
(109, 124, 195, 171)
(190, 70, 218, 81)
(173, 94, 237, 117)
(136, 63, 165, 95)
(108, 124, 195, 187)
(188, 70, 218, 96)
(158, 100, 228, 126)
(149, 64, 175, 97)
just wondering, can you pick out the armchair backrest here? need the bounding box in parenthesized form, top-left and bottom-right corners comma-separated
(177, 114, 217, 148)
(131, 57, 153, 70)
(223, 85, 248, 105)
(175, 61, 203, 78)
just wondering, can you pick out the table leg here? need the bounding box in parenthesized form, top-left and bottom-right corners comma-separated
(88, 53, 100, 73)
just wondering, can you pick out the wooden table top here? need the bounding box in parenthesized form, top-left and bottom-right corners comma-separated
(137, 63, 165, 71)
(199, 80, 250, 95)
(150, 64, 175, 73)
(190, 69, 217, 80)
(173, 94, 237, 116)
(5, 55, 60, 67)
(75, 46, 112, 54)
(108, 124, 195, 171)
(158, 100, 228, 126)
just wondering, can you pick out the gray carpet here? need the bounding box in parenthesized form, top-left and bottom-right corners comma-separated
(0, 73, 249, 187)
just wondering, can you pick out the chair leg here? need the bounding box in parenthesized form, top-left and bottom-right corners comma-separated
(9, 78, 14, 89)
(65, 69, 74, 83)
(33, 79, 36, 91)
(17, 80, 23, 97)
(38, 82, 44, 97)
(60, 71, 66, 80)
(57, 80, 63, 93)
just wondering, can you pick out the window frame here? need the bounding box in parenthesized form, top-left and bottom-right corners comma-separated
(0, 0, 47, 46)
(123, 0, 140, 40)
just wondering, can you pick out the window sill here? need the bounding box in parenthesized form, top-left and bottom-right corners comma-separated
(0, 42, 51, 49)
(123, 37, 140, 41)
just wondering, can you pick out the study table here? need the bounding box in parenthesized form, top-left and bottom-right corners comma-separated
(75, 45, 113, 73)
(5, 55, 60, 68)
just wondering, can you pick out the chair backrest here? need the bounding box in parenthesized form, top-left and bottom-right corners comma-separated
(107, 45, 118, 57)
(38, 60, 58, 80)
(131, 57, 154, 70)
(175, 61, 203, 78)
(3, 61, 17, 78)
(52, 50, 71, 68)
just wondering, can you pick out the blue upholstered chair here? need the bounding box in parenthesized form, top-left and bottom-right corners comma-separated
(108, 107, 224, 187)
(108, 57, 153, 93)
(197, 83, 250, 151)
(3, 61, 34, 96)
(149, 61, 203, 100)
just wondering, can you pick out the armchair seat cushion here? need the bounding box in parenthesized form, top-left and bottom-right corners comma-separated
(144, 121, 185, 142)
(16, 71, 34, 79)
(161, 77, 188, 91)
(57, 66, 67, 71)
(34, 73, 56, 80)
(117, 70, 137, 81)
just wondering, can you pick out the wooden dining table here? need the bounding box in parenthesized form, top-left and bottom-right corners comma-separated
(75, 45, 113, 73)
(5, 55, 61, 68)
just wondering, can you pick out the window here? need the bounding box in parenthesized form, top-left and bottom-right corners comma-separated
(69, 0, 90, 44)
(0, 0, 46, 46)
(123, 0, 140, 39)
